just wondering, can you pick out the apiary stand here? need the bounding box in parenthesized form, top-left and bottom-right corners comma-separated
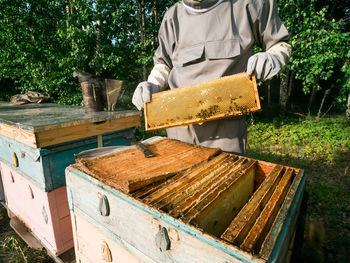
(0, 102, 141, 262)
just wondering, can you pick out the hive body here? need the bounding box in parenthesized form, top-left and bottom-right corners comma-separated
(67, 137, 306, 262)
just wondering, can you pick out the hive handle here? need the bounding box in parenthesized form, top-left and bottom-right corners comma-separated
(101, 241, 113, 262)
(98, 193, 110, 216)
(13, 152, 18, 167)
(155, 227, 171, 252)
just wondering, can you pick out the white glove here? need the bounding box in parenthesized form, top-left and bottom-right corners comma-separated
(132, 82, 160, 110)
(247, 42, 291, 81)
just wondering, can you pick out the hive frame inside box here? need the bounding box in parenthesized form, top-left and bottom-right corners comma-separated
(66, 154, 306, 263)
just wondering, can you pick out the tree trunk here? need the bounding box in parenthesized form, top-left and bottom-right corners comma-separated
(308, 86, 317, 115)
(346, 93, 350, 119)
(152, 0, 159, 51)
(267, 80, 271, 105)
(316, 89, 330, 120)
(137, 0, 147, 80)
(279, 69, 291, 112)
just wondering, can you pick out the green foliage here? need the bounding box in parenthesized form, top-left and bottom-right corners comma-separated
(278, 0, 350, 110)
(0, 0, 175, 105)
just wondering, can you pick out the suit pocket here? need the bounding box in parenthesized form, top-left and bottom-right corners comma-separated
(178, 45, 205, 66)
(205, 39, 240, 60)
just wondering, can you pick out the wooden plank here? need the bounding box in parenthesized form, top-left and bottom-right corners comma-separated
(181, 159, 257, 237)
(73, 213, 142, 263)
(66, 168, 263, 263)
(0, 122, 37, 148)
(36, 114, 140, 148)
(0, 102, 140, 148)
(259, 170, 306, 261)
(143, 153, 235, 208)
(240, 169, 294, 253)
(74, 138, 221, 193)
(9, 215, 44, 251)
(156, 156, 241, 212)
(168, 157, 245, 218)
(221, 165, 284, 245)
(144, 73, 260, 131)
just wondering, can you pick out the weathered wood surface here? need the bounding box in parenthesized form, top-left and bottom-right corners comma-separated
(221, 165, 284, 245)
(71, 213, 142, 263)
(0, 102, 140, 148)
(180, 159, 256, 237)
(240, 169, 294, 252)
(66, 168, 262, 263)
(0, 130, 133, 191)
(74, 138, 221, 193)
(144, 73, 260, 131)
(259, 170, 306, 262)
(1, 161, 73, 256)
(143, 153, 234, 209)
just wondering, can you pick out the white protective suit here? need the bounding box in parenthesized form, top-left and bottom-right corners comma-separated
(142, 0, 291, 155)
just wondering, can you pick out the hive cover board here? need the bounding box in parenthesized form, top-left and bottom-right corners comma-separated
(73, 137, 221, 193)
(144, 73, 260, 131)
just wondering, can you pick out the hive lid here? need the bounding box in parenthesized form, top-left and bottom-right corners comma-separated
(144, 73, 260, 131)
(73, 137, 221, 193)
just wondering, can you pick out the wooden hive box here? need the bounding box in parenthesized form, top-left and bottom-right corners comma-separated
(1, 161, 73, 256)
(0, 102, 140, 191)
(144, 73, 260, 131)
(0, 102, 141, 258)
(66, 137, 306, 263)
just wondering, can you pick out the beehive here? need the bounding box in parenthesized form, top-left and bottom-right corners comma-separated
(132, 153, 302, 260)
(144, 73, 260, 131)
(68, 137, 306, 262)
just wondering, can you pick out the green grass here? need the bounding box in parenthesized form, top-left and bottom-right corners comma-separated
(246, 112, 350, 262)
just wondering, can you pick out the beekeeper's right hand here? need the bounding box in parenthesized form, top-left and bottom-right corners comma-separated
(132, 82, 160, 111)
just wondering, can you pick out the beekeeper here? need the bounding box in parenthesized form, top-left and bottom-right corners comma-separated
(132, 0, 291, 155)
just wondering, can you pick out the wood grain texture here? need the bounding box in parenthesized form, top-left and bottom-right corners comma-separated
(0, 102, 140, 148)
(259, 170, 306, 262)
(221, 165, 284, 245)
(66, 141, 306, 263)
(182, 159, 256, 237)
(144, 73, 260, 131)
(143, 153, 235, 209)
(0, 122, 37, 148)
(71, 213, 142, 263)
(240, 169, 294, 253)
(74, 138, 221, 193)
(0, 130, 133, 192)
(36, 114, 140, 148)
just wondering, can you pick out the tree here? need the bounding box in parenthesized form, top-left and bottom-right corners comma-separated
(278, 0, 350, 115)
(0, 0, 175, 105)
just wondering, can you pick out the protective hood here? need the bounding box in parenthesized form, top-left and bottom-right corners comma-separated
(182, 0, 223, 12)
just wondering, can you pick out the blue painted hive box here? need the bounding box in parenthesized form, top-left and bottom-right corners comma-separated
(66, 137, 306, 263)
(0, 102, 141, 191)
